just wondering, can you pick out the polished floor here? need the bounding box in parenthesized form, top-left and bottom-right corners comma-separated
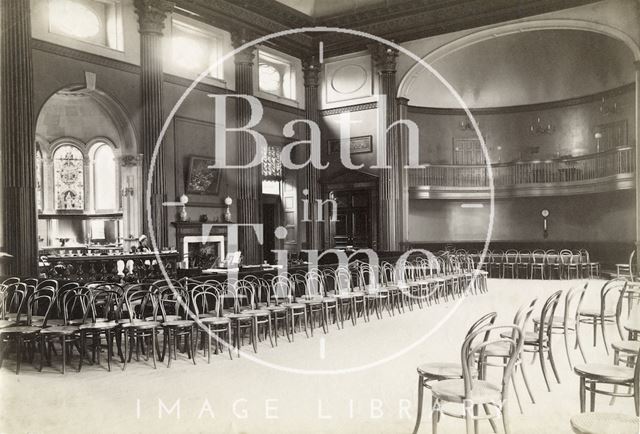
(0, 279, 636, 433)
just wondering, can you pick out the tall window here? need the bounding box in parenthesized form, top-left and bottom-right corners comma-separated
(54, 145, 84, 210)
(170, 18, 223, 79)
(258, 50, 295, 99)
(93, 144, 117, 211)
(35, 148, 43, 211)
(48, 0, 123, 50)
(262, 144, 283, 180)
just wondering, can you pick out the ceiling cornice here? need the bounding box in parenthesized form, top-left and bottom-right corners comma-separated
(174, 0, 601, 59)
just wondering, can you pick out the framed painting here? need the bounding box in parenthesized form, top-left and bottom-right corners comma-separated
(328, 135, 373, 155)
(185, 156, 222, 195)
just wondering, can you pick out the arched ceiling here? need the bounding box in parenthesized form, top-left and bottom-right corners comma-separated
(405, 30, 635, 109)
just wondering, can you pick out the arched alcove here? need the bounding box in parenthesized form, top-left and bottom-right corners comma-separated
(35, 87, 141, 249)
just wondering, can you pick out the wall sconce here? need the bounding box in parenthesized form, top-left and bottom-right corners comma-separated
(541, 208, 549, 239)
(594, 132, 603, 153)
(223, 196, 233, 222)
(178, 194, 189, 222)
(599, 97, 617, 116)
(529, 117, 554, 135)
(459, 119, 477, 131)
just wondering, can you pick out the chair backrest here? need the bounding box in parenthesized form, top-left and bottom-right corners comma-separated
(90, 288, 123, 323)
(461, 325, 524, 399)
(565, 282, 588, 326)
(629, 251, 637, 281)
(26, 286, 55, 325)
(191, 283, 222, 317)
(504, 250, 518, 264)
(1, 282, 28, 320)
(271, 275, 293, 303)
(335, 267, 352, 294)
(531, 250, 545, 264)
(513, 298, 538, 330)
(62, 287, 92, 324)
(466, 312, 498, 337)
(537, 290, 563, 341)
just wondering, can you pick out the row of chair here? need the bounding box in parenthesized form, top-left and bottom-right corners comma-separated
(0, 255, 489, 374)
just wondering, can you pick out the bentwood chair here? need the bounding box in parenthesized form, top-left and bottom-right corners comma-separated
(294, 273, 326, 335)
(191, 283, 232, 361)
(579, 249, 600, 279)
(516, 250, 531, 279)
(265, 277, 291, 344)
(118, 285, 161, 370)
(77, 288, 120, 371)
(570, 412, 639, 434)
(522, 290, 563, 391)
(157, 285, 197, 367)
(530, 250, 546, 280)
(412, 312, 497, 434)
(359, 264, 390, 320)
(305, 270, 338, 333)
(0, 287, 54, 374)
(482, 299, 538, 413)
(333, 267, 361, 326)
(272, 275, 308, 340)
(489, 250, 504, 278)
(503, 250, 519, 279)
(431, 325, 525, 434)
(38, 288, 88, 373)
(533, 283, 589, 370)
(238, 280, 274, 348)
(577, 278, 628, 355)
(224, 280, 260, 357)
(380, 261, 406, 314)
(617, 251, 636, 280)
(574, 344, 640, 415)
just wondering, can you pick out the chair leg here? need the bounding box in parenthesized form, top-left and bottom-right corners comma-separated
(464, 399, 474, 434)
(589, 381, 596, 412)
(548, 343, 561, 384)
(579, 377, 586, 412)
(539, 346, 551, 391)
(502, 400, 512, 434)
(601, 316, 610, 355)
(564, 327, 573, 370)
(511, 371, 523, 414)
(431, 396, 440, 434)
(412, 376, 424, 434)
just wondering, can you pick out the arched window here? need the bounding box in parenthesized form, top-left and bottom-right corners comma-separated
(92, 143, 117, 211)
(35, 147, 43, 211)
(54, 145, 84, 210)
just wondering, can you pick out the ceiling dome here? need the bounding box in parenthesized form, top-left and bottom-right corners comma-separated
(405, 30, 635, 109)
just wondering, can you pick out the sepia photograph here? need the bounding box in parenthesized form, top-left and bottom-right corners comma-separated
(1, 0, 640, 433)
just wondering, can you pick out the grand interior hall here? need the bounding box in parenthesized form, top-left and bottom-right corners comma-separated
(1, 1, 640, 433)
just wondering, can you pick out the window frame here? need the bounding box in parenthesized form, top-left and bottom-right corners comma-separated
(255, 47, 299, 105)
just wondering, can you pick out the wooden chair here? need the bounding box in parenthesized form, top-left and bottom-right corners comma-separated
(191, 283, 232, 361)
(516, 250, 531, 280)
(546, 250, 562, 279)
(412, 312, 497, 434)
(573, 345, 640, 415)
(430, 325, 524, 434)
(577, 278, 628, 355)
(502, 250, 519, 279)
(530, 250, 546, 279)
(579, 249, 600, 279)
(523, 290, 563, 391)
(617, 250, 636, 280)
(533, 283, 589, 370)
(570, 412, 639, 434)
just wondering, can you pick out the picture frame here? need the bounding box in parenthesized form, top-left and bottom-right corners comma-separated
(185, 156, 222, 195)
(328, 135, 373, 155)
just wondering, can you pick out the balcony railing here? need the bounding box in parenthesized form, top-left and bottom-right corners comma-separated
(409, 146, 635, 187)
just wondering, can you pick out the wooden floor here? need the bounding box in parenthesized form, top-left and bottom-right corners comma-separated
(0, 279, 635, 433)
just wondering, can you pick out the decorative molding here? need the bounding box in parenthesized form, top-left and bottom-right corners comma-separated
(369, 44, 398, 73)
(320, 102, 378, 116)
(134, 0, 175, 35)
(302, 56, 321, 88)
(230, 28, 257, 65)
(120, 154, 143, 167)
(32, 39, 141, 75)
(407, 83, 636, 116)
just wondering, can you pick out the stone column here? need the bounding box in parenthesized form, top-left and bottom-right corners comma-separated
(370, 44, 400, 251)
(232, 30, 262, 265)
(397, 97, 410, 247)
(635, 60, 640, 271)
(1, 0, 38, 276)
(134, 0, 173, 249)
(302, 56, 321, 250)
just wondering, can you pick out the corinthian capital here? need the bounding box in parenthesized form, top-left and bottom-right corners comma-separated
(134, 0, 174, 35)
(302, 56, 320, 88)
(369, 43, 398, 73)
(231, 28, 257, 65)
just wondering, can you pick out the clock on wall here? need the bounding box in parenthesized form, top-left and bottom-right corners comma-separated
(541, 209, 549, 218)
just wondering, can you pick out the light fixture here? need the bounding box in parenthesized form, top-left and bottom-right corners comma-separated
(224, 196, 233, 222)
(529, 117, 554, 135)
(461, 203, 484, 208)
(459, 119, 477, 131)
(594, 132, 603, 153)
(599, 97, 617, 116)
(541, 209, 549, 238)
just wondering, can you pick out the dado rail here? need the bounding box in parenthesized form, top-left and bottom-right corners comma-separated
(409, 146, 635, 199)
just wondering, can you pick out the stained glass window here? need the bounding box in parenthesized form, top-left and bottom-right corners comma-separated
(262, 144, 283, 180)
(259, 63, 282, 94)
(54, 145, 84, 210)
(35, 148, 43, 211)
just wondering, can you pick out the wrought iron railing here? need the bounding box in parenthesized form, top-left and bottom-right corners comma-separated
(408, 146, 635, 188)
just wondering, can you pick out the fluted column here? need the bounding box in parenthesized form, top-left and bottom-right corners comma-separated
(232, 30, 262, 265)
(397, 97, 410, 247)
(1, 0, 38, 276)
(303, 56, 321, 250)
(635, 60, 640, 270)
(134, 0, 173, 249)
(370, 44, 400, 251)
